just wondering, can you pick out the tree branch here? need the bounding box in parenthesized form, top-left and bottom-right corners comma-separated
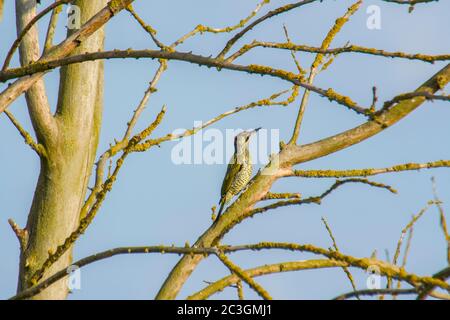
(215, 252, 272, 300)
(29, 105, 167, 286)
(3, 0, 72, 71)
(334, 288, 417, 300)
(0, 49, 369, 114)
(416, 266, 450, 299)
(14, 0, 57, 144)
(242, 178, 396, 222)
(217, 0, 321, 60)
(287, 160, 450, 178)
(169, 0, 270, 48)
(8, 218, 28, 251)
(322, 217, 359, 298)
(227, 41, 450, 64)
(4, 109, 47, 157)
(382, 0, 438, 5)
(387, 201, 435, 292)
(0, 0, 135, 115)
(43, 0, 64, 54)
(11, 242, 449, 300)
(189, 259, 346, 300)
(289, 0, 362, 144)
(431, 177, 450, 264)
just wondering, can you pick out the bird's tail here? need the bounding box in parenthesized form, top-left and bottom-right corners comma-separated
(214, 200, 225, 224)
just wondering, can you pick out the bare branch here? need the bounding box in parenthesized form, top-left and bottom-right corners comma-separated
(189, 259, 346, 300)
(322, 217, 359, 298)
(43, 1, 63, 54)
(431, 177, 450, 264)
(29, 106, 167, 286)
(14, 0, 56, 143)
(0, 49, 364, 113)
(2, 0, 72, 71)
(288, 160, 450, 178)
(126, 5, 166, 50)
(393, 220, 415, 298)
(334, 288, 417, 300)
(261, 192, 302, 200)
(387, 201, 436, 291)
(228, 41, 450, 64)
(170, 0, 270, 48)
(380, 92, 450, 113)
(417, 266, 450, 299)
(282, 25, 306, 76)
(12, 242, 449, 300)
(8, 218, 28, 251)
(393, 201, 435, 267)
(289, 0, 362, 144)
(129, 87, 298, 153)
(4, 110, 47, 157)
(217, 0, 321, 60)
(237, 178, 396, 224)
(0, 0, 135, 115)
(216, 252, 272, 300)
(382, 0, 438, 5)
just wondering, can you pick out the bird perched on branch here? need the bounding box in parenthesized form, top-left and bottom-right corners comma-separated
(216, 128, 261, 222)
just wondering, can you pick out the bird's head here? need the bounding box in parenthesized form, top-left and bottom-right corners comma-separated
(234, 127, 261, 149)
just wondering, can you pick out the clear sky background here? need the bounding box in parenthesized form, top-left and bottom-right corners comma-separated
(1, 0, 449, 300)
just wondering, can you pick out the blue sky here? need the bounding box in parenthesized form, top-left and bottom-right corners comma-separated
(1, 0, 449, 299)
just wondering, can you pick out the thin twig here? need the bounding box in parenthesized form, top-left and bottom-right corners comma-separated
(242, 178, 397, 224)
(387, 201, 436, 291)
(2, 0, 72, 71)
(289, 0, 363, 144)
(216, 252, 272, 300)
(4, 110, 47, 157)
(126, 5, 166, 49)
(43, 1, 63, 54)
(393, 223, 414, 299)
(8, 218, 28, 251)
(217, 0, 322, 59)
(228, 41, 450, 64)
(322, 217, 359, 299)
(261, 192, 302, 200)
(417, 266, 450, 300)
(289, 160, 450, 178)
(170, 0, 270, 48)
(129, 87, 298, 153)
(334, 288, 417, 300)
(431, 177, 450, 264)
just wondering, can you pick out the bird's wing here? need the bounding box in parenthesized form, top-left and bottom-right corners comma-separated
(220, 154, 241, 202)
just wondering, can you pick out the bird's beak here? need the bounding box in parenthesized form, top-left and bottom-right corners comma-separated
(251, 127, 262, 134)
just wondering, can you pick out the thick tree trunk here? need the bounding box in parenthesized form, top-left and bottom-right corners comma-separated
(17, 0, 107, 300)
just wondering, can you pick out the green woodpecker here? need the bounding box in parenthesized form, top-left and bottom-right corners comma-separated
(216, 128, 261, 221)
